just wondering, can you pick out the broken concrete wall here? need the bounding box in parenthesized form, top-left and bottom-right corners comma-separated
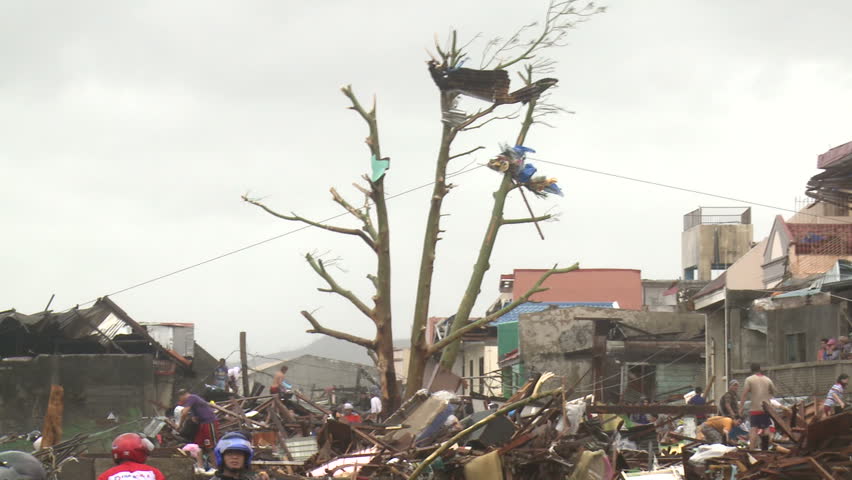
(0, 354, 155, 435)
(519, 307, 705, 401)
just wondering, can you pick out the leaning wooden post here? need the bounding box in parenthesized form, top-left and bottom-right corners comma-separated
(41, 385, 64, 449)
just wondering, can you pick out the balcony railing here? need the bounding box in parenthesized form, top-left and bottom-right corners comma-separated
(732, 360, 852, 398)
(684, 207, 751, 231)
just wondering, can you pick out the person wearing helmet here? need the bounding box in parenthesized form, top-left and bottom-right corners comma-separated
(212, 432, 268, 480)
(0, 451, 46, 480)
(97, 433, 164, 480)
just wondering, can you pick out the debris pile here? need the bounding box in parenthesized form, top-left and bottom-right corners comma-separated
(678, 404, 852, 479)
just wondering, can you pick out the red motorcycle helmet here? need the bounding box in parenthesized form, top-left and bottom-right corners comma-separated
(111, 433, 154, 464)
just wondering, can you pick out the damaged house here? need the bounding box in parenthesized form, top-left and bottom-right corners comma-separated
(698, 141, 852, 401)
(0, 297, 217, 435)
(518, 306, 706, 403)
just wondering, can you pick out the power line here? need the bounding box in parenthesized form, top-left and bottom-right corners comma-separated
(529, 158, 852, 225)
(68, 164, 484, 309)
(64, 155, 847, 310)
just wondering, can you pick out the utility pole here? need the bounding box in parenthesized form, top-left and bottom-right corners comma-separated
(239, 332, 249, 396)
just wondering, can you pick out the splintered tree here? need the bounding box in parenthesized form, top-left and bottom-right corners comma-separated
(245, 0, 604, 410)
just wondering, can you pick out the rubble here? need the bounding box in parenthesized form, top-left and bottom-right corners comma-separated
(11, 368, 851, 479)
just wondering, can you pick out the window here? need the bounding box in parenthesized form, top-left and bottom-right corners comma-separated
(785, 333, 806, 363)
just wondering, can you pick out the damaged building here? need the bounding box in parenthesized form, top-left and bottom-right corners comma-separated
(0, 297, 217, 435)
(518, 306, 706, 403)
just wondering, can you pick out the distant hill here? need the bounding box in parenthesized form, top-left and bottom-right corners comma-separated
(253, 336, 409, 367)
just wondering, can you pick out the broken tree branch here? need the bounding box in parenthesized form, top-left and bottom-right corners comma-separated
(330, 187, 378, 241)
(448, 145, 485, 160)
(341, 85, 381, 160)
(430, 263, 578, 353)
(301, 310, 376, 350)
(461, 109, 521, 132)
(453, 104, 498, 132)
(501, 214, 553, 225)
(243, 196, 377, 251)
(305, 253, 375, 320)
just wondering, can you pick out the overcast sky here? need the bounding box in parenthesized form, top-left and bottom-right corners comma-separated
(2, 1, 851, 359)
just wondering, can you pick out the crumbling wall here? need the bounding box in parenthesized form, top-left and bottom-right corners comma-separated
(519, 307, 706, 400)
(0, 354, 155, 435)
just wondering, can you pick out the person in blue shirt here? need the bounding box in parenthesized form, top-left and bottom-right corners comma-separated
(213, 359, 228, 390)
(689, 387, 708, 425)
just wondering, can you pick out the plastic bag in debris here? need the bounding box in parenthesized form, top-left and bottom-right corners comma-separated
(688, 444, 737, 465)
(567, 450, 613, 480)
(555, 395, 591, 435)
(612, 432, 638, 451)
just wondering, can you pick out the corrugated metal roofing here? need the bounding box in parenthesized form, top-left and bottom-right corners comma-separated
(492, 301, 615, 325)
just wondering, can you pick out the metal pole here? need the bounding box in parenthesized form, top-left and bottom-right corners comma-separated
(240, 332, 249, 396)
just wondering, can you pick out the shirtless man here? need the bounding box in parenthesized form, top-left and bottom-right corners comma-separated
(271, 365, 293, 399)
(740, 363, 776, 450)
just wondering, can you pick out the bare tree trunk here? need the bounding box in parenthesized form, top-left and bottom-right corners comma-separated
(440, 99, 538, 370)
(371, 170, 400, 411)
(407, 93, 458, 396)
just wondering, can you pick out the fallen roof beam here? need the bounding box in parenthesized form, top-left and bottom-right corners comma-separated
(587, 404, 717, 415)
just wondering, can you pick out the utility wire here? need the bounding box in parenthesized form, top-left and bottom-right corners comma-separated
(68, 164, 484, 309)
(528, 158, 852, 225)
(66, 156, 845, 310)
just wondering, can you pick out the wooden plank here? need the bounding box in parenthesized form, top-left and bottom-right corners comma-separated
(807, 457, 835, 480)
(587, 404, 716, 415)
(762, 401, 800, 446)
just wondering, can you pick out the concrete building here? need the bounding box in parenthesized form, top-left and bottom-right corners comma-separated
(518, 306, 706, 403)
(484, 267, 644, 397)
(682, 207, 754, 281)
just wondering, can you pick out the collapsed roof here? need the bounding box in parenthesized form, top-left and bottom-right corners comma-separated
(0, 296, 190, 367)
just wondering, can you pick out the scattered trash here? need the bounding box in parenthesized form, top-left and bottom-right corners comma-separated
(487, 144, 564, 198)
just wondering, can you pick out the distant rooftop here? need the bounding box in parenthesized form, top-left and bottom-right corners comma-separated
(683, 206, 751, 231)
(817, 140, 852, 169)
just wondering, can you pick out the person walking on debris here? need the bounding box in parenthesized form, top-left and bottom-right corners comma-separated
(740, 363, 776, 450)
(178, 389, 220, 471)
(270, 365, 293, 399)
(0, 450, 47, 480)
(719, 380, 740, 418)
(211, 432, 268, 480)
(698, 415, 743, 445)
(228, 366, 241, 395)
(824, 373, 849, 416)
(688, 387, 707, 424)
(214, 358, 229, 390)
(338, 403, 362, 424)
(630, 398, 654, 425)
(368, 386, 382, 422)
(97, 433, 165, 480)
